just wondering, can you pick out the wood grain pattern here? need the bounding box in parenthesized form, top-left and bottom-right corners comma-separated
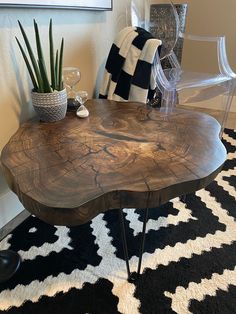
(1, 99, 226, 226)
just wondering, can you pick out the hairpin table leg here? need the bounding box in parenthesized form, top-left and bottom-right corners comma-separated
(137, 207, 149, 276)
(119, 207, 149, 282)
(119, 208, 131, 279)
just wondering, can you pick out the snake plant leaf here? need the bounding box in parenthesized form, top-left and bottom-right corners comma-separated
(38, 59, 52, 93)
(15, 37, 38, 91)
(17, 19, 64, 93)
(58, 38, 64, 91)
(17, 20, 43, 92)
(49, 19, 56, 90)
(55, 49, 59, 90)
(34, 19, 51, 92)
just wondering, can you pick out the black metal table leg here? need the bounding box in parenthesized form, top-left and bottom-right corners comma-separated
(119, 207, 149, 282)
(137, 207, 149, 276)
(119, 208, 131, 280)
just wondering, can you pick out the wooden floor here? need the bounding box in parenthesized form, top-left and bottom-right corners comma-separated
(224, 112, 236, 129)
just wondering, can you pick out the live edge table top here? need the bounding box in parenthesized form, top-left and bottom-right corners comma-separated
(1, 99, 226, 226)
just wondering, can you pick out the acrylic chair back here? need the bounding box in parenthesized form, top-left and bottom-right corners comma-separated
(130, 0, 180, 63)
(128, 0, 236, 134)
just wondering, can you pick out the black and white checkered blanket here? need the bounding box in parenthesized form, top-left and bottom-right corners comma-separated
(99, 26, 162, 103)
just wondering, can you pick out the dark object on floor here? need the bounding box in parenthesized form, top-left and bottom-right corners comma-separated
(0, 250, 21, 283)
(147, 89, 162, 107)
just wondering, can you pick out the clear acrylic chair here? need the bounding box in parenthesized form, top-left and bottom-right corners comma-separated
(127, 0, 236, 134)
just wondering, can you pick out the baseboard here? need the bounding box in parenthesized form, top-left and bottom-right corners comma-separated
(0, 189, 30, 240)
(0, 209, 30, 241)
(0, 190, 25, 229)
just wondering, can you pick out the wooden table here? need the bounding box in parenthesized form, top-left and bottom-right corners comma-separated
(1, 99, 226, 281)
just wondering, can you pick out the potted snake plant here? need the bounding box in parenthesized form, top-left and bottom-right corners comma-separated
(16, 19, 67, 122)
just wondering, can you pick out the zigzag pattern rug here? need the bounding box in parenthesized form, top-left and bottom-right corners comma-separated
(0, 128, 235, 314)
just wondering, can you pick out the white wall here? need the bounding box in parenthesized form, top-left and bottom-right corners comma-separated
(0, 1, 127, 227)
(177, 0, 236, 75)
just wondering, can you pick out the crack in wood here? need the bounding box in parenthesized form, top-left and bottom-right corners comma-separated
(95, 130, 149, 143)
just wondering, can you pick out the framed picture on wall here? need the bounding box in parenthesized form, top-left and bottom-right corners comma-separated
(0, 0, 112, 10)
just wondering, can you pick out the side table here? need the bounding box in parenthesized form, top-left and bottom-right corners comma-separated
(0, 99, 226, 281)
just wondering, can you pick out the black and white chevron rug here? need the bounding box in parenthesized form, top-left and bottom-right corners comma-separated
(0, 128, 235, 314)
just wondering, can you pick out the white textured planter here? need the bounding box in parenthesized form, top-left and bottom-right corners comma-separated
(31, 89, 67, 122)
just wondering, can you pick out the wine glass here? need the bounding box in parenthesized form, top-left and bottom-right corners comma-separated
(62, 67, 81, 109)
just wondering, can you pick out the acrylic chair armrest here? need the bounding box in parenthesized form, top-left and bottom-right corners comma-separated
(153, 50, 175, 91)
(179, 32, 224, 42)
(152, 50, 177, 105)
(167, 51, 181, 69)
(179, 32, 236, 77)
